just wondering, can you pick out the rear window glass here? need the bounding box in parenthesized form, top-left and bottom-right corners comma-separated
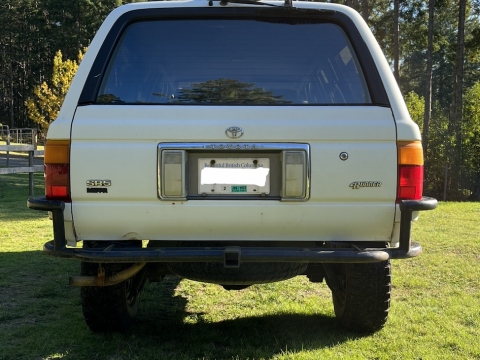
(97, 19, 371, 105)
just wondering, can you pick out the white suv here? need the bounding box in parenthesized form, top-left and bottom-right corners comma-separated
(28, 0, 437, 333)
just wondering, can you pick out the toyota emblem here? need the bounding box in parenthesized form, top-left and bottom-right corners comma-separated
(225, 126, 244, 139)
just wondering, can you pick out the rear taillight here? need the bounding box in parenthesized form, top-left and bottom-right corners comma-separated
(282, 151, 307, 199)
(396, 141, 423, 203)
(44, 140, 71, 202)
(161, 150, 187, 198)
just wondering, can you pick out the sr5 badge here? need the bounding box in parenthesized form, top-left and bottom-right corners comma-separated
(86, 180, 111, 187)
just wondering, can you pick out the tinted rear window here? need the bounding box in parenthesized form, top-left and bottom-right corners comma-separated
(97, 19, 371, 105)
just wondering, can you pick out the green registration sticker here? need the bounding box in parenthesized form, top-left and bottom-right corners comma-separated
(231, 185, 247, 193)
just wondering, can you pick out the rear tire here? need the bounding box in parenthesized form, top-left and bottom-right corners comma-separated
(80, 262, 145, 332)
(325, 260, 391, 333)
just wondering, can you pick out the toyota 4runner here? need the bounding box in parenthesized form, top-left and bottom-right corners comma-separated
(28, 0, 437, 333)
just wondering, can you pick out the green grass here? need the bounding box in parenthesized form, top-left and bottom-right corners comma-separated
(1, 173, 479, 359)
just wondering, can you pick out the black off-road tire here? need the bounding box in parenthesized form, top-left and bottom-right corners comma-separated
(326, 260, 391, 333)
(80, 262, 144, 332)
(168, 262, 308, 285)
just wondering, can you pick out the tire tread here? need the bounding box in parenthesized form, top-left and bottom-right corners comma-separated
(80, 263, 139, 332)
(330, 260, 391, 333)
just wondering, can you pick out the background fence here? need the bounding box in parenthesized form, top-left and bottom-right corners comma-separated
(0, 127, 43, 196)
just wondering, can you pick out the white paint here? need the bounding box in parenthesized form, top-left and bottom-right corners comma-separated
(69, 106, 397, 241)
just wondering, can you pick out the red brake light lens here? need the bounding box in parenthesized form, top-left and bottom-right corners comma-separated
(45, 164, 70, 200)
(397, 165, 423, 202)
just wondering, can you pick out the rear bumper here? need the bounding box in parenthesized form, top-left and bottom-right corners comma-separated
(28, 196, 437, 264)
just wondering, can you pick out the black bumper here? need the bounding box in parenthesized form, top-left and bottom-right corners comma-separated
(28, 196, 437, 264)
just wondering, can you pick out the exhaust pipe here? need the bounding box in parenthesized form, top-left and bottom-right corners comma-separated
(69, 262, 146, 287)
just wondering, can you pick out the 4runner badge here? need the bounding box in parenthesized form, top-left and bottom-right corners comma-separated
(225, 126, 244, 139)
(349, 181, 382, 189)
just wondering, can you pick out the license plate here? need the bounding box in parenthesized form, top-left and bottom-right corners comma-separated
(198, 158, 270, 195)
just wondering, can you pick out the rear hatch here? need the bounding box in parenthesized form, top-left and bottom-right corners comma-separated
(69, 6, 397, 242)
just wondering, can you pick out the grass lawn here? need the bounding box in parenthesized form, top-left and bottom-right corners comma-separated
(0, 173, 479, 359)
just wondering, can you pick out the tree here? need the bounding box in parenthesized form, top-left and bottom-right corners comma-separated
(404, 91, 424, 133)
(393, 0, 400, 83)
(1, 0, 141, 131)
(448, 0, 467, 197)
(25, 49, 84, 135)
(462, 81, 480, 199)
(361, 0, 369, 24)
(424, 104, 450, 198)
(423, 0, 435, 157)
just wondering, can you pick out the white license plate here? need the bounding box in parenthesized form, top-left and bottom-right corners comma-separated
(198, 158, 270, 195)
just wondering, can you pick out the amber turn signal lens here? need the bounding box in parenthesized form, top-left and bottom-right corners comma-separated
(397, 141, 423, 166)
(44, 140, 70, 164)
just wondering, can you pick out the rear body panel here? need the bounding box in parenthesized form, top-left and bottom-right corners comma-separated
(70, 105, 397, 241)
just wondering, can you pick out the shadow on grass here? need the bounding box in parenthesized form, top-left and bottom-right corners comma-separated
(135, 310, 362, 359)
(129, 278, 365, 359)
